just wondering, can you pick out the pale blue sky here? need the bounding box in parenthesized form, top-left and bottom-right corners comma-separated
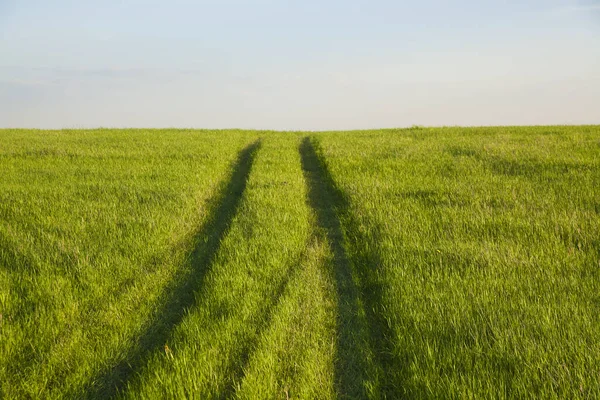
(1, 0, 599, 129)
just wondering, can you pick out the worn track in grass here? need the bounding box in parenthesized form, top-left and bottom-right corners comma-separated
(2, 127, 600, 399)
(85, 140, 261, 398)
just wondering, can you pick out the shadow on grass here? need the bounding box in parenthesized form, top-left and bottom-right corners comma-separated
(300, 137, 404, 398)
(84, 140, 261, 399)
(224, 245, 308, 398)
(300, 137, 374, 398)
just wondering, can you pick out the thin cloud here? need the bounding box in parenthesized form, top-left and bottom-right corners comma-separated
(567, 4, 600, 11)
(547, 3, 600, 15)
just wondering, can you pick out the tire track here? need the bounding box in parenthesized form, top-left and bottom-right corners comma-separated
(83, 139, 261, 399)
(300, 136, 404, 399)
(300, 137, 378, 399)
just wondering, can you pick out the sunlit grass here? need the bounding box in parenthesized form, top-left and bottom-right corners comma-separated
(314, 125, 600, 398)
(1, 126, 599, 399)
(0, 129, 258, 398)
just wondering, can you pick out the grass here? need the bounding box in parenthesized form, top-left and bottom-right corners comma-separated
(0, 129, 258, 398)
(1, 126, 599, 398)
(313, 126, 600, 398)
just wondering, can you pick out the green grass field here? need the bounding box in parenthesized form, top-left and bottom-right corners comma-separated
(1, 126, 599, 399)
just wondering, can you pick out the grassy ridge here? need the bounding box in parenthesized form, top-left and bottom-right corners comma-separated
(1, 126, 599, 398)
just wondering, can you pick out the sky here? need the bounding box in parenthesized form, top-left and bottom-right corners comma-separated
(1, 0, 599, 130)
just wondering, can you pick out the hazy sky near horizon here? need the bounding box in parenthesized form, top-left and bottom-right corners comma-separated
(1, 0, 599, 130)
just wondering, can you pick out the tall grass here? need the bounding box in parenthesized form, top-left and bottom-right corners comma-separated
(0, 129, 257, 398)
(313, 126, 600, 398)
(1, 126, 599, 398)
(122, 134, 338, 398)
